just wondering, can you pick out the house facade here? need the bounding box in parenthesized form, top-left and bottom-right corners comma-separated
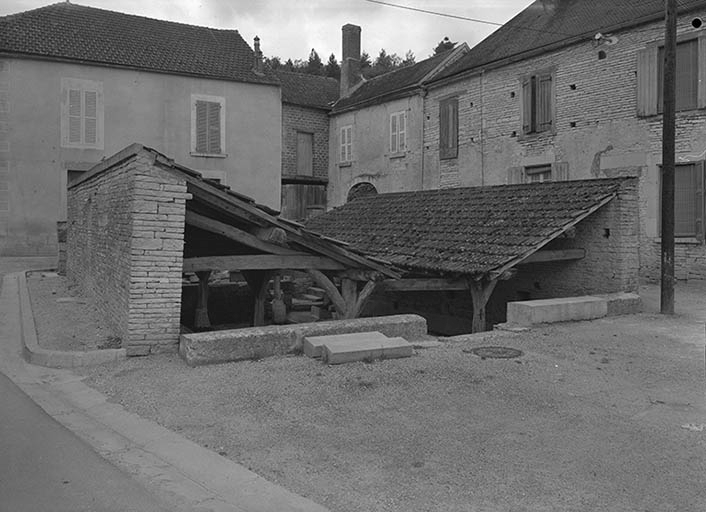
(327, 24, 468, 206)
(0, 2, 281, 255)
(423, 0, 706, 281)
(276, 71, 338, 221)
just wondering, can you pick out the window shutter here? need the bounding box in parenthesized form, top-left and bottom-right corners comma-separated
(390, 114, 398, 153)
(195, 100, 208, 153)
(521, 77, 532, 133)
(537, 74, 553, 132)
(551, 161, 569, 181)
(340, 127, 346, 161)
(507, 166, 524, 185)
(636, 47, 658, 116)
(449, 99, 458, 158)
(399, 113, 406, 151)
(696, 161, 705, 241)
(68, 89, 82, 144)
(439, 100, 449, 157)
(83, 90, 97, 144)
(698, 36, 706, 109)
(206, 101, 221, 154)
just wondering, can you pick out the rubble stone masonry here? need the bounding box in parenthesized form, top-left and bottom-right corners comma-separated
(67, 150, 188, 354)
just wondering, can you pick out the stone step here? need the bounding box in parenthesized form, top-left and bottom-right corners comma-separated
(506, 295, 607, 326)
(303, 331, 388, 358)
(322, 336, 413, 365)
(291, 297, 323, 311)
(300, 293, 324, 302)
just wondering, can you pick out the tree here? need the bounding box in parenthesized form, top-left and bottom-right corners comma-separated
(360, 51, 372, 71)
(402, 50, 416, 67)
(433, 37, 457, 55)
(305, 49, 324, 75)
(265, 56, 282, 70)
(324, 53, 341, 80)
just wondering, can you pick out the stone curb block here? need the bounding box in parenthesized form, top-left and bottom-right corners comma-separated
(18, 270, 126, 368)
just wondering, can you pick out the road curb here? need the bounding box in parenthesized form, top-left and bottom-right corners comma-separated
(18, 270, 127, 368)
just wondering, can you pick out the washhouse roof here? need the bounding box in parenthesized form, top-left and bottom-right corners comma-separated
(306, 178, 630, 278)
(276, 71, 339, 109)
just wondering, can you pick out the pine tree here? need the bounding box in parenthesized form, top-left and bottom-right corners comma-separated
(324, 53, 341, 80)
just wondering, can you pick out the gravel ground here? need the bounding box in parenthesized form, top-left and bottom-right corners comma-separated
(26, 271, 117, 351)
(22, 266, 706, 511)
(66, 281, 706, 512)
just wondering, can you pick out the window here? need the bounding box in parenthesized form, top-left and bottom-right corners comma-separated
(521, 70, 554, 135)
(439, 97, 458, 159)
(660, 162, 705, 239)
(658, 39, 699, 112)
(390, 111, 406, 154)
(507, 162, 569, 184)
(61, 78, 104, 149)
(637, 35, 706, 116)
(191, 94, 225, 156)
(340, 125, 353, 163)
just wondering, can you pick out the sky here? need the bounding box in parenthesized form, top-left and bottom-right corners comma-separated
(0, 0, 534, 63)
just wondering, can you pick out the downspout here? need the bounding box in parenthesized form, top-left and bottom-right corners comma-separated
(480, 69, 485, 186)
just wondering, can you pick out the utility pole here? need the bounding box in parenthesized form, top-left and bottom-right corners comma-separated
(661, 0, 677, 314)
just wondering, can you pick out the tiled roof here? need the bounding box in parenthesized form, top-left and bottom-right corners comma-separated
(275, 71, 339, 109)
(306, 179, 628, 277)
(0, 2, 278, 85)
(433, 0, 706, 83)
(332, 48, 463, 112)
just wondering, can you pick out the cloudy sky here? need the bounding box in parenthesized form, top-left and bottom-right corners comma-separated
(1, 0, 534, 63)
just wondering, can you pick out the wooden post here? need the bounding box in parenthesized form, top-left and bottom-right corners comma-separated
(243, 270, 273, 327)
(194, 270, 211, 330)
(468, 278, 498, 333)
(661, 0, 677, 314)
(307, 269, 347, 317)
(341, 278, 358, 318)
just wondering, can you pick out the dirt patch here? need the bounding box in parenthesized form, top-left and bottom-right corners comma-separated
(26, 271, 119, 351)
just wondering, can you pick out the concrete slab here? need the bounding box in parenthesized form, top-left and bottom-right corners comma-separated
(507, 296, 608, 326)
(322, 336, 413, 365)
(304, 331, 387, 358)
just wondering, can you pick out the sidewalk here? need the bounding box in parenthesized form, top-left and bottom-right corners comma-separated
(0, 260, 331, 512)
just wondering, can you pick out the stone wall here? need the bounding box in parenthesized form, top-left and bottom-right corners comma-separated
(67, 149, 188, 354)
(423, 9, 706, 280)
(281, 103, 329, 179)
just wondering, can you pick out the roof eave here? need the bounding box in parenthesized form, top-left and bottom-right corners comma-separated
(330, 84, 422, 115)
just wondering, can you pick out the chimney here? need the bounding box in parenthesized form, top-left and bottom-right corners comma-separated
(253, 36, 264, 75)
(340, 24, 362, 97)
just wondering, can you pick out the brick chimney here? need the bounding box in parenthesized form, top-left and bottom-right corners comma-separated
(253, 36, 264, 75)
(340, 24, 362, 98)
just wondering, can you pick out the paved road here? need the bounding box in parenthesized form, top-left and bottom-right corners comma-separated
(0, 258, 171, 512)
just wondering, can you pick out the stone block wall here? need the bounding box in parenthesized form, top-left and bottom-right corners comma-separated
(282, 103, 329, 179)
(67, 149, 188, 354)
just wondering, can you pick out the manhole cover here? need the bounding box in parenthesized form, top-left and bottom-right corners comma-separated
(464, 346, 523, 359)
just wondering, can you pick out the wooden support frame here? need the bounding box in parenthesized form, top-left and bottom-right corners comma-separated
(520, 249, 585, 264)
(307, 270, 378, 319)
(184, 255, 346, 272)
(194, 270, 211, 330)
(468, 278, 498, 333)
(242, 270, 274, 327)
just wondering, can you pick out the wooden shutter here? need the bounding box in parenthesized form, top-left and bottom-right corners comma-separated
(68, 89, 82, 144)
(507, 166, 524, 184)
(83, 90, 97, 144)
(206, 101, 221, 154)
(398, 112, 406, 152)
(439, 100, 449, 156)
(440, 98, 458, 159)
(537, 73, 553, 132)
(390, 114, 398, 153)
(521, 77, 532, 133)
(696, 161, 705, 241)
(195, 100, 208, 153)
(551, 161, 569, 181)
(636, 46, 658, 116)
(698, 36, 706, 109)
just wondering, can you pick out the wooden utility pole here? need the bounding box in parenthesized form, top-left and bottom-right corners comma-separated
(661, 0, 677, 314)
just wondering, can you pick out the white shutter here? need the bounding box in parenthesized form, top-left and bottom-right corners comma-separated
(68, 89, 82, 144)
(83, 90, 97, 144)
(399, 112, 406, 151)
(390, 114, 398, 153)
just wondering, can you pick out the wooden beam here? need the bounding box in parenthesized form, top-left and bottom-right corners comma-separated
(183, 255, 346, 272)
(194, 271, 211, 330)
(242, 271, 273, 327)
(469, 278, 498, 333)
(350, 280, 378, 319)
(307, 270, 346, 317)
(185, 210, 298, 256)
(520, 249, 586, 264)
(341, 278, 358, 319)
(381, 278, 469, 292)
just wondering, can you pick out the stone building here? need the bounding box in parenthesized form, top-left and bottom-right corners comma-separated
(421, 0, 706, 280)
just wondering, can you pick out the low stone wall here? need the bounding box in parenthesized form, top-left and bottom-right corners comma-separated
(179, 314, 428, 366)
